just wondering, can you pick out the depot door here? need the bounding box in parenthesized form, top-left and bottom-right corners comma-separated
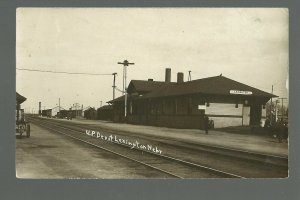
(242, 106, 250, 126)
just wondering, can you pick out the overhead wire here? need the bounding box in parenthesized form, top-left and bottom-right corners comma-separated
(16, 68, 113, 76)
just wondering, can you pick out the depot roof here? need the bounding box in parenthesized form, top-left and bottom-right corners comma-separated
(108, 75, 277, 103)
(127, 80, 174, 94)
(141, 75, 277, 99)
(98, 105, 113, 110)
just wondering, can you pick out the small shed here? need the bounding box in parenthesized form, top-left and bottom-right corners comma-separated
(84, 107, 97, 120)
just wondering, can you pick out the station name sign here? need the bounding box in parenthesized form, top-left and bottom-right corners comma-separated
(198, 105, 206, 110)
(230, 90, 253, 95)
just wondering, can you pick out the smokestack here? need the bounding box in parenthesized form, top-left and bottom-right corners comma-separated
(165, 68, 171, 82)
(39, 102, 41, 115)
(177, 72, 184, 83)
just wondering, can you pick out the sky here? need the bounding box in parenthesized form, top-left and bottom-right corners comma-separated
(16, 8, 289, 113)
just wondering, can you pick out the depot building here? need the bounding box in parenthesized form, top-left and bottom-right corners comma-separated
(108, 68, 276, 129)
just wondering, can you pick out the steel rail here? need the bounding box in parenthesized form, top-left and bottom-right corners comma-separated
(29, 117, 244, 178)
(32, 120, 183, 178)
(29, 116, 288, 166)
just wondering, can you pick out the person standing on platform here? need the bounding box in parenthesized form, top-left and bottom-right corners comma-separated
(203, 115, 209, 134)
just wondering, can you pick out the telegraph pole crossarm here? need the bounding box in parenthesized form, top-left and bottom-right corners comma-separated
(117, 60, 135, 66)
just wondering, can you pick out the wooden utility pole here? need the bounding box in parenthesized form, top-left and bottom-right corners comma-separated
(112, 72, 117, 100)
(270, 85, 273, 124)
(275, 100, 278, 121)
(117, 60, 135, 117)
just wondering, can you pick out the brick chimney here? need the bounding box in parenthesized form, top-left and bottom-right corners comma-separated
(165, 68, 171, 82)
(39, 102, 41, 115)
(177, 72, 184, 83)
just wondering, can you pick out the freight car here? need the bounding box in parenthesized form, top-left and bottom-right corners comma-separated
(41, 109, 52, 118)
(58, 110, 73, 120)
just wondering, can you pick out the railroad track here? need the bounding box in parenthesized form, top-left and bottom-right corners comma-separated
(29, 117, 244, 178)
(29, 117, 288, 167)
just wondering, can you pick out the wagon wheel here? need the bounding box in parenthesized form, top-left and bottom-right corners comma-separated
(26, 124, 30, 138)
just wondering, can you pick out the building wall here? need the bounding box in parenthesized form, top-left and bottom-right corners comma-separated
(112, 103, 125, 122)
(205, 103, 266, 128)
(208, 117, 243, 128)
(127, 114, 203, 129)
(71, 110, 83, 118)
(97, 109, 113, 121)
(259, 106, 267, 127)
(51, 107, 60, 117)
(205, 103, 243, 128)
(205, 103, 243, 116)
(127, 96, 206, 129)
(114, 96, 267, 129)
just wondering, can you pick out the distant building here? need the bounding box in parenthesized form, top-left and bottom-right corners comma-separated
(41, 109, 52, 118)
(84, 107, 97, 120)
(57, 109, 82, 119)
(69, 109, 83, 118)
(108, 68, 276, 129)
(58, 110, 70, 119)
(51, 106, 65, 117)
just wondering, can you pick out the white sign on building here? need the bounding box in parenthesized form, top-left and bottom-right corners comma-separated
(198, 105, 206, 110)
(230, 90, 253, 95)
